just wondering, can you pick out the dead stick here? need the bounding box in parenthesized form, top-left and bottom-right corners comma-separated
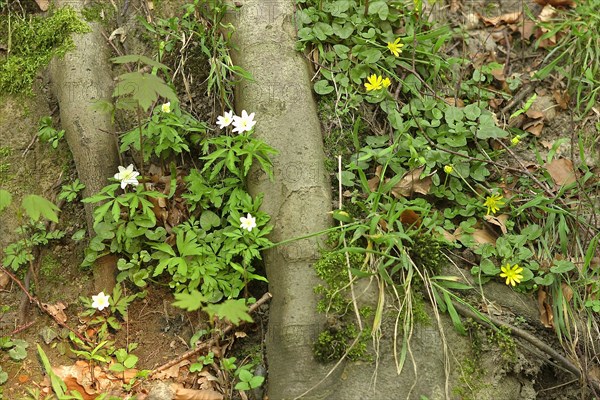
(11, 320, 35, 335)
(149, 292, 272, 376)
(1, 266, 91, 344)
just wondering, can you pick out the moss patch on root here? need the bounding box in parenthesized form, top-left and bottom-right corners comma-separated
(0, 7, 90, 95)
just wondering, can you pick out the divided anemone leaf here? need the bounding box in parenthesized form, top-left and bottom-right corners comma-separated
(113, 71, 178, 112)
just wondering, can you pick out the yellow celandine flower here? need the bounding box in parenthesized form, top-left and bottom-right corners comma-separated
(511, 135, 521, 145)
(499, 263, 523, 286)
(443, 165, 453, 174)
(161, 102, 171, 113)
(483, 193, 504, 215)
(387, 38, 404, 57)
(364, 74, 384, 91)
(382, 77, 391, 88)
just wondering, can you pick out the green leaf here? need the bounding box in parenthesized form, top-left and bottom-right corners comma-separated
(368, 1, 389, 20)
(21, 195, 59, 223)
(238, 368, 253, 382)
(172, 290, 207, 312)
(38, 344, 67, 397)
(550, 260, 575, 274)
(113, 71, 177, 112)
(0, 369, 7, 385)
(313, 22, 333, 40)
(9, 345, 27, 360)
(463, 104, 481, 121)
(359, 48, 382, 64)
(476, 114, 507, 139)
(204, 299, 253, 325)
(314, 80, 334, 95)
(0, 189, 12, 212)
(332, 22, 354, 39)
(200, 210, 221, 230)
(124, 354, 138, 368)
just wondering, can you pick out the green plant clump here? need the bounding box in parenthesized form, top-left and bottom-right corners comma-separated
(0, 7, 90, 94)
(313, 322, 369, 363)
(314, 250, 363, 314)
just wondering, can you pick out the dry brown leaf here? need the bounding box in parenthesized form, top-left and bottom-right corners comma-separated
(491, 68, 505, 82)
(534, 0, 575, 7)
(525, 109, 544, 119)
(484, 214, 509, 234)
(390, 167, 433, 198)
(472, 226, 498, 245)
(545, 158, 576, 186)
(561, 282, 574, 303)
(400, 209, 421, 228)
(552, 89, 570, 109)
(0, 271, 9, 289)
(479, 11, 522, 26)
(441, 229, 458, 242)
(367, 165, 382, 192)
(538, 5, 558, 22)
(444, 97, 465, 107)
(172, 383, 224, 400)
(524, 120, 544, 136)
(34, 0, 49, 11)
(537, 289, 554, 328)
(41, 302, 68, 324)
(518, 19, 536, 39)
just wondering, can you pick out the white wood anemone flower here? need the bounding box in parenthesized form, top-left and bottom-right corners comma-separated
(232, 110, 256, 134)
(240, 213, 257, 232)
(91, 291, 110, 311)
(114, 164, 140, 189)
(217, 110, 234, 129)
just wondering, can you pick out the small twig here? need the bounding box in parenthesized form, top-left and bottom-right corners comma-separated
(149, 292, 272, 377)
(1, 266, 91, 344)
(500, 84, 535, 115)
(11, 320, 35, 335)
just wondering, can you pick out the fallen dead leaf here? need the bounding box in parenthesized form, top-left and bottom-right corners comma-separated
(561, 282, 574, 303)
(479, 11, 522, 26)
(390, 167, 433, 198)
(441, 228, 458, 242)
(367, 165, 382, 192)
(534, 0, 575, 7)
(444, 97, 465, 107)
(0, 271, 9, 289)
(484, 214, 509, 234)
(172, 383, 224, 400)
(538, 289, 554, 328)
(472, 226, 498, 245)
(545, 158, 576, 186)
(524, 119, 544, 136)
(34, 0, 49, 11)
(41, 302, 68, 324)
(400, 209, 421, 228)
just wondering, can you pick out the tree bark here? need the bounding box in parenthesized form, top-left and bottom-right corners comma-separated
(50, 0, 119, 293)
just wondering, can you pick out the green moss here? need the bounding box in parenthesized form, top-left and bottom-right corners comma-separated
(0, 146, 12, 184)
(81, 1, 115, 24)
(313, 322, 370, 363)
(408, 233, 445, 276)
(313, 250, 363, 314)
(40, 254, 65, 284)
(0, 7, 90, 95)
(452, 357, 489, 400)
